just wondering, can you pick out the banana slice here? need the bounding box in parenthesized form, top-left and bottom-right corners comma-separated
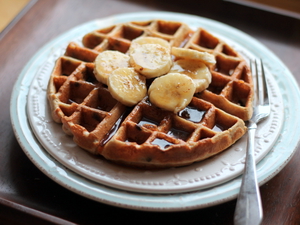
(129, 37, 172, 79)
(107, 68, 147, 107)
(170, 59, 212, 93)
(148, 73, 196, 113)
(94, 50, 130, 85)
(130, 36, 171, 49)
(171, 47, 216, 66)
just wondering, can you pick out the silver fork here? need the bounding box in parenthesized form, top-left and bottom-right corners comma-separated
(234, 59, 270, 225)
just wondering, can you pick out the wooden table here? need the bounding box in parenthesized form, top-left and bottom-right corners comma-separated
(1, 0, 300, 224)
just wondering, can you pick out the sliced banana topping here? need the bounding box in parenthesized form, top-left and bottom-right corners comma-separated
(170, 59, 212, 93)
(107, 68, 147, 107)
(148, 73, 196, 113)
(130, 36, 171, 49)
(171, 47, 216, 66)
(129, 37, 172, 78)
(93, 37, 216, 113)
(94, 50, 130, 85)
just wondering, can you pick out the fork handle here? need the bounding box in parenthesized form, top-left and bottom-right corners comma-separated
(234, 122, 263, 225)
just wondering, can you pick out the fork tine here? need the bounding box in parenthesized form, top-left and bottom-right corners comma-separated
(250, 59, 270, 111)
(254, 60, 263, 105)
(249, 60, 258, 106)
(251, 60, 259, 106)
(254, 59, 268, 106)
(260, 59, 269, 106)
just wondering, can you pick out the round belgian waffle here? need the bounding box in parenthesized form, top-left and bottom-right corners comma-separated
(47, 19, 253, 168)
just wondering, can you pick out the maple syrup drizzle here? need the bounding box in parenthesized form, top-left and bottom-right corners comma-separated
(67, 98, 76, 104)
(167, 128, 189, 141)
(151, 138, 174, 149)
(100, 108, 131, 146)
(96, 102, 113, 112)
(212, 124, 225, 132)
(178, 106, 205, 123)
(138, 117, 159, 127)
(214, 67, 235, 76)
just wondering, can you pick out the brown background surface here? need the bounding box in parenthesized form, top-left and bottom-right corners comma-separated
(0, 0, 300, 224)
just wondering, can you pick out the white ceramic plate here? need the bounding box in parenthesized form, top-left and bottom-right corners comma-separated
(25, 15, 283, 194)
(11, 11, 300, 211)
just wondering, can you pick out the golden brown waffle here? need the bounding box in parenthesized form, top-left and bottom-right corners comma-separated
(47, 19, 252, 168)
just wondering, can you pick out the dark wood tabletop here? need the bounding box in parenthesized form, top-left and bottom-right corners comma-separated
(1, 0, 300, 224)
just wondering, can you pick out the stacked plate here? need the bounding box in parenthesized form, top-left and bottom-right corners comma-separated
(10, 11, 300, 212)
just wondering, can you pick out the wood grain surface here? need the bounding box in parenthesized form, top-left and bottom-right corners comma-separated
(0, 0, 300, 224)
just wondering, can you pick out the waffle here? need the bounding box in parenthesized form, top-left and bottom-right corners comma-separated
(47, 19, 253, 168)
